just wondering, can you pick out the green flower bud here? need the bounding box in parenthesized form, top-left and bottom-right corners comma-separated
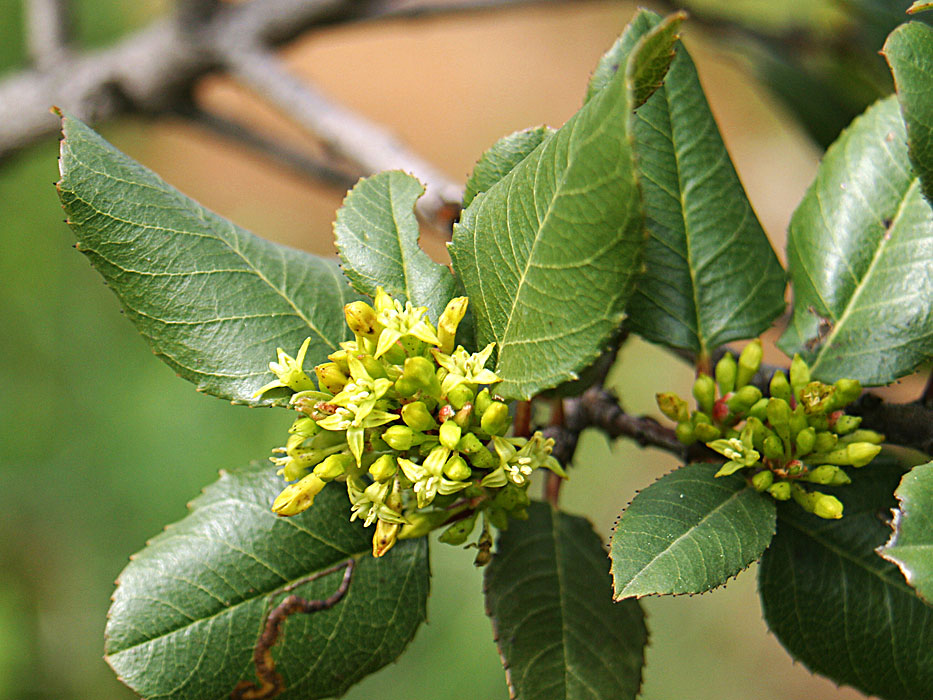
(272, 474, 326, 516)
(453, 404, 474, 429)
(807, 413, 830, 431)
(657, 392, 690, 423)
(443, 454, 471, 481)
(439, 512, 478, 545)
(833, 414, 862, 435)
(744, 416, 768, 449)
(768, 481, 791, 501)
(448, 383, 475, 410)
(399, 510, 452, 539)
(749, 398, 770, 421)
(795, 426, 816, 456)
(486, 507, 509, 531)
(439, 420, 462, 450)
(437, 296, 469, 354)
(675, 421, 696, 445)
(344, 301, 381, 339)
(457, 432, 485, 454)
(766, 398, 792, 441)
(313, 452, 354, 481)
(763, 434, 785, 460)
(752, 470, 774, 492)
(465, 444, 496, 470)
(727, 385, 762, 414)
(715, 353, 737, 396)
(481, 401, 511, 436)
(736, 339, 763, 388)
(692, 374, 716, 416)
(769, 371, 791, 402)
(359, 354, 388, 380)
(693, 411, 712, 424)
(401, 401, 437, 431)
(393, 376, 418, 397)
(847, 442, 882, 468)
(838, 429, 884, 445)
(403, 356, 441, 394)
(369, 454, 398, 482)
(694, 422, 721, 442)
(327, 348, 350, 374)
(790, 405, 808, 439)
(805, 465, 851, 486)
(289, 417, 318, 438)
(383, 425, 419, 451)
(791, 483, 812, 511)
(494, 484, 531, 511)
(814, 431, 838, 453)
(813, 493, 844, 520)
(314, 362, 348, 395)
(475, 388, 493, 417)
(832, 378, 862, 409)
(790, 354, 811, 400)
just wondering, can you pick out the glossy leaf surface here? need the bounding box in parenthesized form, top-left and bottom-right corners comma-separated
(58, 114, 356, 404)
(334, 170, 457, 321)
(450, 16, 681, 400)
(884, 21, 933, 206)
(759, 457, 933, 700)
(105, 463, 429, 700)
(485, 502, 647, 700)
(610, 463, 776, 598)
(609, 12, 786, 356)
(878, 460, 933, 603)
(779, 96, 933, 384)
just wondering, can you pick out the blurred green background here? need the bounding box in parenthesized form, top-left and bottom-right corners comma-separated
(0, 1, 919, 698)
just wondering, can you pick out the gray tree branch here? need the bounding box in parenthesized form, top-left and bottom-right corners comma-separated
(25, 0, 72, 69)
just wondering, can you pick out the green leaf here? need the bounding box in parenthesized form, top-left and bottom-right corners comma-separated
(884, 21, 933, 207)
(334, 171, 458, 321)
(615, 14, 787, 357)
(778, 96, 933, 384)
(57, 114, 357, 405)
(463, 126, 554, 209)
(484, 502, 647, 700)
(878, 460, 933, 602)
(449, 18, 681, 400)
(759, 456, 933, 700)
(610, 463, 776, 598)
(105, 462, 429, 700)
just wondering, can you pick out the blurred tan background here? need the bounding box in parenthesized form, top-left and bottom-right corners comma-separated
(0, 0, 906, 698)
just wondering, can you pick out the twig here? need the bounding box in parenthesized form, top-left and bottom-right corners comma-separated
(177, 105, 359, 190)
(25, 0, 71, 69)
(231, 558, 355, 700)
(222, 44, 463, 227)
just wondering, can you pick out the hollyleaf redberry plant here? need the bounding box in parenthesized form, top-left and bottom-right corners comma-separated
(56, 8, 933, 700)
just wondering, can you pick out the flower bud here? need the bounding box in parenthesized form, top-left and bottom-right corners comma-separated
(289, 417, 318, 438)
(838, 429, 884, 445)
(692, 374, 716, 416)
(439, 512, 478, 545)
(399, 510, 451, 539)
(832, 378, 862, 408)
(694, 422, 721, 442)
(344, 301, 381, 339)
(439, 420, 462, 450)
(715, 353, 737, 396)
(369, 454, 398, 482)
(769, 371, 791, 402)
(752, 470, 774, 492)
(443, 454, 471, 481)
(401, 401, 437, 431)
(656, 393, 690, 423)
(814, 431, 838, 453)
(475, 388, 493, 417)
(481, 401, 511, 436)
(847, 442, 882, 468)
(403, 356, 440, 393)
(795, 426, 816, 456)
(812, 493, 844, 519)
(792, 483, 813, 511)
(737, 339, 763, 388)
(272, 474, 326, 516)
(383, 425, 419, 451)
(790, 354, 811, 400)
(805, 465, 851, 486)
(763, 434, 785, 461)
(727, 385, 762, 414)
(767, 398, 792, 441)
(313, 452, 354, 481)
(372, 519, 400, 557)
(437, 296, 469, 354)
(790, 406, 808, 439)
(315, 362, 348, 395)
(768, 481, 791, 501)
(465, 444, 496, 470)
(448, 384, 475, 411)
(453, 404, 474, 429)
(327, 348, 350, 374)
(833, 414, 862, 435)
(358, 354, 388, 380)
(675, 421, 696, 445)
(749, 398, 769, 421)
